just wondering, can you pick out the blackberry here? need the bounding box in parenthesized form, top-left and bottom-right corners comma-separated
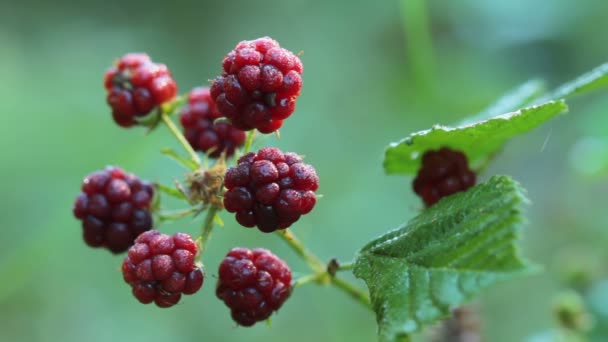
(223, 147, 319, 232)
(412, 147, 476, 206)
(122, 230, 204, 308)
(216, 248, 291, 326)
(180, 87, 246, 158)
(104, 53, 177, 128)
(210, 37, 303, 134)
(73, 166, 155, 253)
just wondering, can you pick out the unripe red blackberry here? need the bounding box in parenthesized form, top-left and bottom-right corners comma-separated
(73, 166, 155, 253)
(223, 147, 319, 232)
(180, 87, 246, 158)
(122, 230, 204, 308)
(216, 248, 291, 326)
(412, 147, 476, 207)
(210, 37, 303, 134)
(104, 53, 177, 128)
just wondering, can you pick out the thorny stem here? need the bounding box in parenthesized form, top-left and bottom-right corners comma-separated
(161, 113, 201, 167)
(276, 229, 371, 309)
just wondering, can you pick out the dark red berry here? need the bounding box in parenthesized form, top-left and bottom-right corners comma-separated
(210, 37, 303, 133)
(412, 147, 477, 206)
(104, 53, 177, 128)
(180, 87, 246, 158)
(223, 147, 318, 232)
(216, 248, 291, 326)
(122, 230, 204, 308)
(73, 166, 155, 253)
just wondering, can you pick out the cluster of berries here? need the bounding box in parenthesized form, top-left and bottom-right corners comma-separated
(74, 37, 310, 326)
(73, 165, 294, 322)
(79, 35, 474, 329)
(104, 37, 302, 158)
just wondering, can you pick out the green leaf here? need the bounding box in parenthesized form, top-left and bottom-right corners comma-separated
(353, 176, 534, 342)
(539, 62, 608, 102)
(383, 101, 568, 174)
(462, 79, 546, 124)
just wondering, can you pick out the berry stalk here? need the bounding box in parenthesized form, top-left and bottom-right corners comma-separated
(242, 130, 256, 154)
(161, 112, 202, 167)
(293, 273, 325, 287)
(275, 229, 325, 273)
(275, 229, 371, 309)
(198, 205, 219, 257)
(331, 276, 372, 309)
(336, 262, 354, 271)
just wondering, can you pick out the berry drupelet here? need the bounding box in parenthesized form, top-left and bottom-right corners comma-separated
(180, 87, 246, 158)
(216, 248, 292, 326)
(412, 147, 476, 207)
(223, 147, 319, 233)
(210, 37, 303, 134)
(104, 53, 177, 127)
(122, 230, 204, 308)
(73, 166, 155, 253)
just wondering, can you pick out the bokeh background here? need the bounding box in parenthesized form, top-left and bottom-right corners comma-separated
(1, 0, 607, 341)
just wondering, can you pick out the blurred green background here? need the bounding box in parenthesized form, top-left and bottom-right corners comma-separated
(1, 0, 607, 341)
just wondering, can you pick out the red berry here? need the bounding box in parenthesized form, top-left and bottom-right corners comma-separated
(73, 166, 155, 253)
(412, 147, 477, 207)
(216, 248, 291, 326)
(223, 147, 319, 232)
(211, 37, 303, 133)
(179, 87, 246, 158)
(122, 230, 204, 308)
(104, 53, 177, 128)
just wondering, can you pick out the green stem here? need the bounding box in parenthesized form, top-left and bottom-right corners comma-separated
(293, 273, 324, 288)
(275, 230, 325, 273)
(243, 130, 256, 154)
(161, 113, 201, 167)
(401, 0, 435, 94)
(337, 262, 354, 271)
(198, 206, 219, 258)
(332, 276, 372, 309)
(276, 229, 372, 310)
